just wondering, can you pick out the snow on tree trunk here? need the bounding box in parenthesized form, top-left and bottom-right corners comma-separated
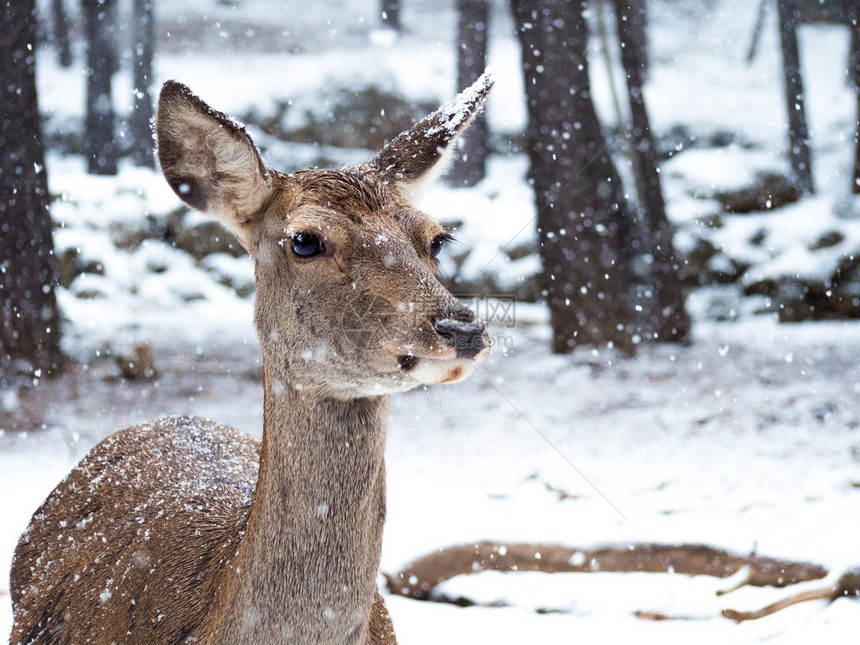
(450, 0, 490, 187)
(613, 0, 690, 344)
(83, 0, 119, 175)
(776, 0, 814, 194)
(0, 0, 63, 379)
(131, 0, 155, 168)
(511, 0, 636, 354)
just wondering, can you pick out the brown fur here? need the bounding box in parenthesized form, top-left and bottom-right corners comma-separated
(11, 417, 256, 643)
(10, 76, 493, 644)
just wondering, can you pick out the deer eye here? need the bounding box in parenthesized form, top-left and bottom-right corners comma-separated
(290, 232, 325, 257)
(429, 233, 455, 260)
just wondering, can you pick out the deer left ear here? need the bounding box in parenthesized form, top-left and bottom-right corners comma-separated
(155, 81, 271, 249)
(368, 71, 494, 201)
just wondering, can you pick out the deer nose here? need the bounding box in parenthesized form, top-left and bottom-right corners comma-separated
(433, 318, 487, 359)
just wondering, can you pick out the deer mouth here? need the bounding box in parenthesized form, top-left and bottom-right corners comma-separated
(394, 344, 489, 385)
(397, 355, 421, 371)
(397, 355, 475, 384)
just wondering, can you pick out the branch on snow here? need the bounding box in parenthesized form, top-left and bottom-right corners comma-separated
(723, 568, 860, 623)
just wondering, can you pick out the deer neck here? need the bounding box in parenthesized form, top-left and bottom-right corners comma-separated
(210, 364, 390, 644)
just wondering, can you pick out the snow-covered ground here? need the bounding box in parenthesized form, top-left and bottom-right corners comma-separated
(3, 0, 859, 641)
(3, 316, 859, 642)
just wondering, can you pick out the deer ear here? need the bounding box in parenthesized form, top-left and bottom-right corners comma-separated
(155, 81, 270, 243)
(369, 71, 494, 201)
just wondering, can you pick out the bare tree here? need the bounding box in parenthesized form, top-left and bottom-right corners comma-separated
(0, 0, 63, 379)
(83, 0, 118, 175)
(511, 0, 636, 353)
(776, 0, 814, 194)
(614, 0, 648, 79)
(849, 1, 860, 194)
(613, 0, 689, 343)
(131, 0, 155, 167)
(51, 0, 73, 67)
(450, 0, 490, 187)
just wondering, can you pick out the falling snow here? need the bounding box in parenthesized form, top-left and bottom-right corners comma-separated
(2, 0, 859, 642)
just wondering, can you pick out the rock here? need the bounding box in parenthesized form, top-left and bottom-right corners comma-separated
(775, 278, 831, 322)
(741, 249, 860, 321)
(831, 254, 860, 318)
(832, 281, 860, 318)
(707, 254, 749, 285)
(115, 343, 157, 380)
(694, 213, 725, 229)
(111, 213, 170, 251)
(678, 237, 717, 285)
(712, 172, 800, 214)
(211, 273, 255, 299)
(56, 248, 80, 289)
(809, 231, 845, 251)
(748, 228, 767, 247)
(771, 259, 860, 322)
(655, 125, 745, 160)
(246, 84, 437, 151)
(743, 277, 777, 298)
(505, 242, 536, 262)
(201, 254, 255, 299)
(171, 220, 246, 259)
(696, 287, 744, 322)
(678, 238, 748, 286)
(57, 247, 105, 288)
(110, 207, 244, 260)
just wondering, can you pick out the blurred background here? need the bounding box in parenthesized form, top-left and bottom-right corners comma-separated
(1, 1, 859, 642)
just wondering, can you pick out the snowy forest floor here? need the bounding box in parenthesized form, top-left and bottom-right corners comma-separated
(2, 318, 859, 642)
(3, 0, 860, 641)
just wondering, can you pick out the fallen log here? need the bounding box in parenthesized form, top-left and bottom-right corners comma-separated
(385, 541, 828, 600)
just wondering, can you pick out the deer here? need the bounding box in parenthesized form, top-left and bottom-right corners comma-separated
(9, 74, 493, 644)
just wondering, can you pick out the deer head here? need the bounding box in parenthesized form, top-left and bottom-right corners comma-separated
(156, 76, 493, 400)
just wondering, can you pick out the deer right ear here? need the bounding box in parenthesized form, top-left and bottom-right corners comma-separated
(155, 81, 271, 245)
(368, 72, 494, 201)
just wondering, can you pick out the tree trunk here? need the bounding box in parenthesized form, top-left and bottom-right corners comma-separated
(131, 0, 155, 167)
(848, 0, 860, 194)
(450, 0, 490, 187)
(51, 0, 73, 67)
(0, 0, 63, 379)
(746, 0, 768, 64)
(776, 0, 814, 194)
(613, 0, 690, 343)
(83, 0, 118, 175)
(617, 0, 648, 81)
(511, 0, 635, 354)
(380, 0, 401, 31)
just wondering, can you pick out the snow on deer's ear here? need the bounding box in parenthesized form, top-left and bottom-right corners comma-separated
(155, 80, 271, 245)
(369, 71, 494, 201)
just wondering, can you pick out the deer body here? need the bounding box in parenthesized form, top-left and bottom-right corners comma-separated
(10, 75, 492, 644)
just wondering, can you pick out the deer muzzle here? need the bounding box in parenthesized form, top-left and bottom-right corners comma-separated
(433, 318, 488, 360)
